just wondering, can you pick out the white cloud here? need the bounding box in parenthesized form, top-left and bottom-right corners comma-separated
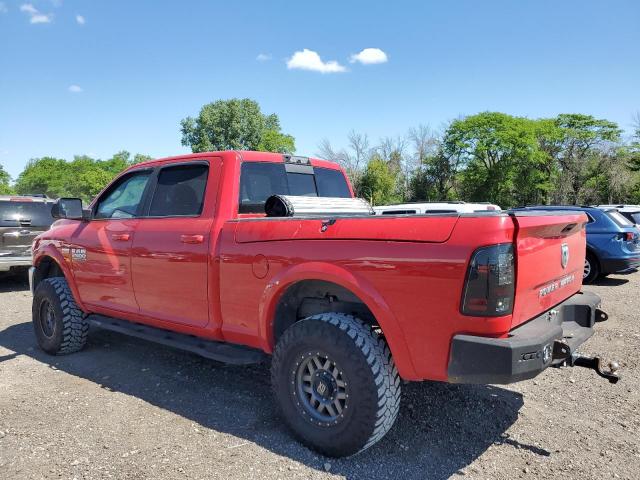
(68, 84, 83, 93)
(76, 14, 85, 25)
(350, 48, 388, 65)
(0, 3, 8, 14)
(286, 49, 347, 74)
(256, 53, 272, 62)
(20, 3, 53, 24)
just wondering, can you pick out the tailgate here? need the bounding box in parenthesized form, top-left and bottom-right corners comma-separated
(0, 226, 45, 257)
(510, 211, 587, 328)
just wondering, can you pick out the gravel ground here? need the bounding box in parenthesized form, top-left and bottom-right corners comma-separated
(0, 272, 638, 480)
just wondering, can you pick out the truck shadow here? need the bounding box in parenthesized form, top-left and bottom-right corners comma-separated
(590, 276, 630, 287)
(0, 321, 535, 480)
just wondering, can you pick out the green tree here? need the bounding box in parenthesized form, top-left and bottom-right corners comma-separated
(15, 157, 69, 198)
(15, 151, 152, 202)
(358, 154, 400, 205)
(0, 164, 14, 194)
(442, 112, 551, 207)
(181, 98, 295, 153)
(550, 114, 622, 204)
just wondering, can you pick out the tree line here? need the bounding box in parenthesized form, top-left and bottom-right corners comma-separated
(320, 112, 640, 207)
(1, 98, 639, 208)
(0, 151, 152, 202)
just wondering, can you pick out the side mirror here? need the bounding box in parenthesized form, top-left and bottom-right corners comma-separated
(52, 198, 85, 220)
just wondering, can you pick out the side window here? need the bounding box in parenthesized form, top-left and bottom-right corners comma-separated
(95, 171, 151, 219)
(382, 210, 416, 215)
(315, 168, 351, 198)
(149, 164, 209, 217)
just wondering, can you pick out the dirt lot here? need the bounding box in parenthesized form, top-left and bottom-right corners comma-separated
(0, 272, 638, 480)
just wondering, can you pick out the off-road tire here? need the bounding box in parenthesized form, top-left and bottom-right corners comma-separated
(583, 252, 600, 285)
(271, 313, 401, 457)
(32, 277, 89, 355)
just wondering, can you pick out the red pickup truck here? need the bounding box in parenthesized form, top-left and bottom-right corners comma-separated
(29, 151, 618, 457)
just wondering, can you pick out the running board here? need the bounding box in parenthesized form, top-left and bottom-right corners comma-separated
(87, 315, 266, 365)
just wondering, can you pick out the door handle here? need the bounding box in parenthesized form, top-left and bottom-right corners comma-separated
(111, 233, 131, 241)
(180, 234, 204, 244)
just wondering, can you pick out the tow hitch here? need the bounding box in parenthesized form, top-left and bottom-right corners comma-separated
(570, 355, 620, 384)
(552, 339, 621, 384)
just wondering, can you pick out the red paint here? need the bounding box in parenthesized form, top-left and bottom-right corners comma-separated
(32, 151, 589, 382)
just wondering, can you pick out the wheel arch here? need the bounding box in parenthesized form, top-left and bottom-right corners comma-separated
(258, 262, 418, 380)
(32, 247, 88, 313)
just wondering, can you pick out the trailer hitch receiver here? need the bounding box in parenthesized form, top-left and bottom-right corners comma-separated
(569, 354, 620, 384)
(552, 339, 621, 384)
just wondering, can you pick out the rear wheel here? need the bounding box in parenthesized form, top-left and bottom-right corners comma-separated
(32, 277, 89, 355)
(271, 313, 401, 457)
(583, 253, 600, 284)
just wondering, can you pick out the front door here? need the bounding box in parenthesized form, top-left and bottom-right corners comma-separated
(72, 169, 152, 314)
(131, 162, 214, 328)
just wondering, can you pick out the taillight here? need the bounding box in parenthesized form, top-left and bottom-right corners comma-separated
(461, 243, 515, 317)
(623, 232, 635, 241)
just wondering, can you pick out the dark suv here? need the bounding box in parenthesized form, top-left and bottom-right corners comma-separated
(0, 195, 55, 274)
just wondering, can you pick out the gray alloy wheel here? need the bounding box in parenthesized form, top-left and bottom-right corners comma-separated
(294, 351, 348, 425)
(583, 258, 591, 280)
(32, 277, 89, 355)
(583, 252, 600, 284)
(271, 313, 401, 457)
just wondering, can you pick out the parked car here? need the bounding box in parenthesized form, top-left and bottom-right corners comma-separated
(0, 195, 55, 274)
(513, 205, 640, 284)
(373, 201, 501, 215)
(29, 152, 618, 457)
(596, 205, 640, 226)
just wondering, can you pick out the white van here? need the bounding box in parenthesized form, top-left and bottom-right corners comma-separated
(373, 201, 501, 215)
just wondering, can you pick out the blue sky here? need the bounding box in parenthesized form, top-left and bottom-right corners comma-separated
(1, 0, 639, 178)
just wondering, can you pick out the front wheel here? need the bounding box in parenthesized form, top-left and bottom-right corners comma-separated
(583, 253, 600, 284)
(271, 313, 401, 457)
(32, 277, 89, 355)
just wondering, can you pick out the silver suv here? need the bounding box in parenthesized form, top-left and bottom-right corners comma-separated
(0, 195, 55, 273)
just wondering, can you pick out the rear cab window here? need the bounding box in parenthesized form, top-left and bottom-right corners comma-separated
(239, 162, 351, 214)
(0, 200, 54, 227)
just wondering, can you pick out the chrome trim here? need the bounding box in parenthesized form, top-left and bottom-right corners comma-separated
(29, 266, 36, 294)
(0, 257, 32, 272)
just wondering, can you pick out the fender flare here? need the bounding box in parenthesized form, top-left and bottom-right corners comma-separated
(33, 244, 89, 313)
(256, 261, 419, 380)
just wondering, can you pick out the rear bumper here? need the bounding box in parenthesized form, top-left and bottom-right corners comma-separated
(600, 256, 640, 274)
(448, 291, 604, 384)
(0, 256, 32, 272)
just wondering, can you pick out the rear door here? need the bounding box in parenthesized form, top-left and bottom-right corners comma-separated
(510, 211, 587, 328)
(131, 161, 217, 328)
(0, 200, 54, 260)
